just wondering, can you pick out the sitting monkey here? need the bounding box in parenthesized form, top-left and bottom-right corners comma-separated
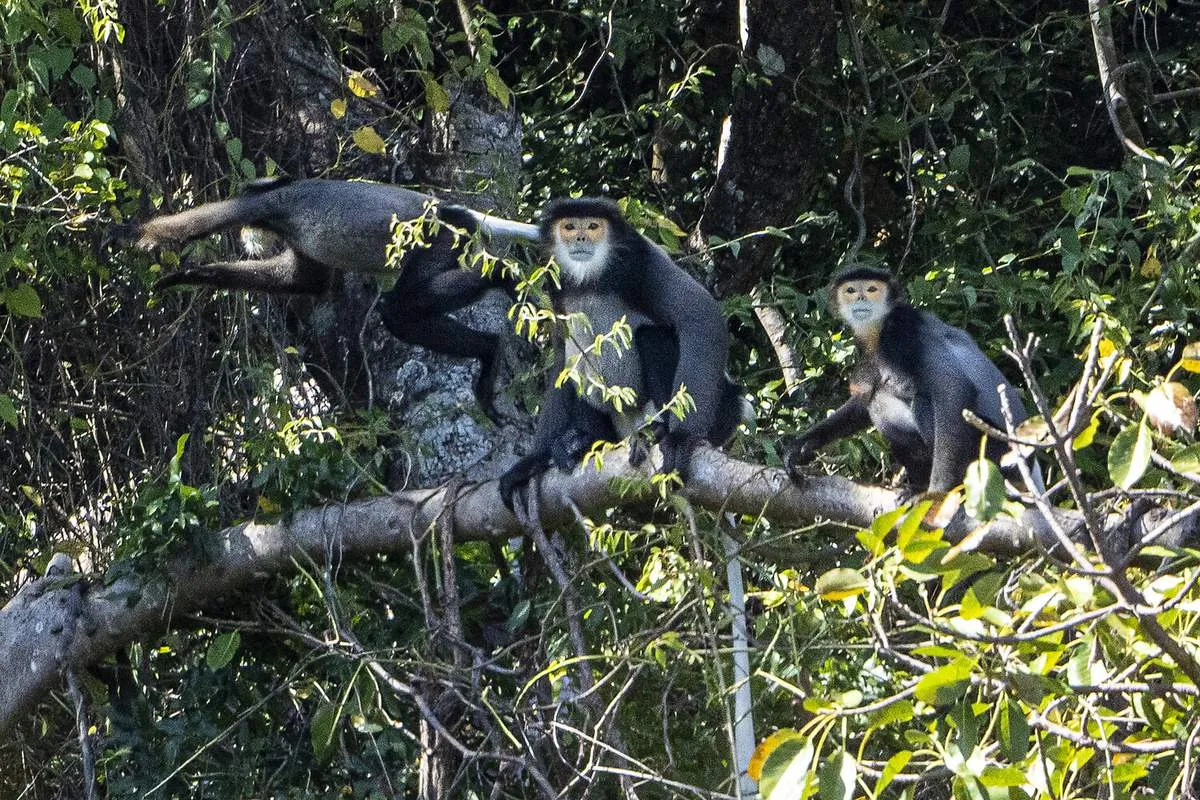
(785, 265, 1040, 494)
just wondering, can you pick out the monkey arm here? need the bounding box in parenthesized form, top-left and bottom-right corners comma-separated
(784, 398, 872, 477)
(635, 254, 729, 440)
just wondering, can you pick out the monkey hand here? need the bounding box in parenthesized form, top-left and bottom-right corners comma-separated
(783, 437, 818, 482)
(498, 453, 552, 514)
(98, 222, 146, 256)
(657, 431, 703, 482)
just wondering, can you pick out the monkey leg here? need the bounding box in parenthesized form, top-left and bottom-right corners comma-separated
(155, 250, 331, 294)
(378, 271, 506, 421)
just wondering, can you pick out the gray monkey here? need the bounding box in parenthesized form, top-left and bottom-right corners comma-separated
(107, 177, 541, 419)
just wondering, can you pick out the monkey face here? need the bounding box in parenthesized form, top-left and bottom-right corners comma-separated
(552, 216, 612, 283)
(836, 279, 891, 332)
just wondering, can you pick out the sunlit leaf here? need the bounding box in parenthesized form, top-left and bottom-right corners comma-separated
(748, 728, 801, 782)
(914, 657, 976, 706)
(1108, 419, 1153, 489)
(758, 732, 814, 800)
(347, 71, 379, 98)
(330, 98, 347, 118)
(352, 125, 387, 154)
(1073, 412, 1100, 450)
(872, 750, 912, 796)
(815, 567, 867, 601)
(205, 630, 240, 670)
(963, 459, 1005, 521)
(1171, 444, 1200, 474)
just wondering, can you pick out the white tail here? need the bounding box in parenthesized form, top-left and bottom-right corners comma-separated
(468, 210, 541, 242)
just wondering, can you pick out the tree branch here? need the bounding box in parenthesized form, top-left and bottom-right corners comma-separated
(0, 446, 1091, 734)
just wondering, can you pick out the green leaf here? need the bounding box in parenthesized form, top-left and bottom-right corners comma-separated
(818, 750, 856, 800)
(507, 598, 531, 633)
(0, 393, 17, 428)
(815, 567, 867, 601)
(998, 700, 1029, 761)
(914, 657, 976, 706)
(1108, 418, 1153, 489)
(206, 630, 241, 670)
(948, 143, 971, 171)
(760, 734, 814, 800)
(963, 458, 1005, 521)
(2, 284, 43, 318)
(310, 703, 339, 762)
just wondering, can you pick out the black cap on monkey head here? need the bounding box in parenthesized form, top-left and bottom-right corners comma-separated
(538, 197, 628, 242)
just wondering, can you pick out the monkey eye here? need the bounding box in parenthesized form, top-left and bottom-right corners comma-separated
(563, 223, 576, 232)
(587, 222, 600, 231)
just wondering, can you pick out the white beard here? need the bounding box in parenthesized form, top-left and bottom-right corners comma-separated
(842, 302, 887, 338)
(554, 238, 612, 285)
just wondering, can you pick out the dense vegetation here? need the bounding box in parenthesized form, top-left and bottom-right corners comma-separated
(2, 0, 1200, 797)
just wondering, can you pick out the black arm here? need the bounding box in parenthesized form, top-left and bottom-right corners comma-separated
(630, 248, 729, 477)
(784, 397, 872, 478)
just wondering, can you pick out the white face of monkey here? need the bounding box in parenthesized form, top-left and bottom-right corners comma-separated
(836, 278, 892, 337)
(552, 216, 611, 284)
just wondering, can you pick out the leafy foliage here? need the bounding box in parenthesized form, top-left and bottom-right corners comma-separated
(3, 0, 1200, 798)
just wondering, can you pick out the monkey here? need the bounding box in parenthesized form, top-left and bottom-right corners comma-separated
(784, 265, 1041, 495)
(498, 197, 749, 511)
(105, 177, 542, 420)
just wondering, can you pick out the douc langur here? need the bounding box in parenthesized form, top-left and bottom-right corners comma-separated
(498, 198, 749, 511)
(105, 177, 542, 420)
(785, 265, 1040, 495)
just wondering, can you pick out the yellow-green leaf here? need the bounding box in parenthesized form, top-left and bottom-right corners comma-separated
(352, 125, 387, 154)
(1073, 412, 1100, 450)
(913, 657, 976, 706)
(330, 98, 347, 118)
(2, 284, 43, 318)
(422, 73, 450, 113)
(1108, 418, 1153, 489)
(814, 567, 867, 601)
(347, 70, 378, 98)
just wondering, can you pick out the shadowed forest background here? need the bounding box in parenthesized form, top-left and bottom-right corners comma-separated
(3, 0, 1200, 797)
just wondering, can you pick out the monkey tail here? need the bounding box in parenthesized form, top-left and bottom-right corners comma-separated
(441, 205, 541, 242)
(242, 175, 293, 195)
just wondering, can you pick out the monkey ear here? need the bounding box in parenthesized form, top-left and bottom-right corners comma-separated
(825, 287, 840, 316)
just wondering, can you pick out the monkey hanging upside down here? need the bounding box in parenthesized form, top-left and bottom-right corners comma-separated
(106, 177, 542, 420)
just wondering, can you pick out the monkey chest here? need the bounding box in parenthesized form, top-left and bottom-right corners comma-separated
(863, 368, 921, 440)
(560, 293, 652, 406)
